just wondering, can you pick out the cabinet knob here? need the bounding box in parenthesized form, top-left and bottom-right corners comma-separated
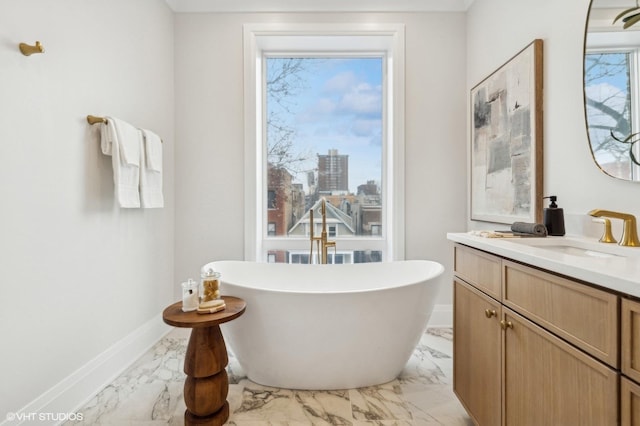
(500, 320, 514, 330)
(485, 309, 497, 318)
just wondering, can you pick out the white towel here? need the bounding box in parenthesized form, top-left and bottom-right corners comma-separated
(100, 117, 141, 208)
(140, 129, 164, 208)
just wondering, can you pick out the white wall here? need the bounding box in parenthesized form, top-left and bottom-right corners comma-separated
(173, 12, 468, 306)
(6, 0, 622, 418)
(4, 0, 622, 416)
(0, 0, 175, 416)
(466, 0, 640, 230)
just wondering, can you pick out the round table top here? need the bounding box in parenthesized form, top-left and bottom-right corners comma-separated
(162, 296, 246, 328)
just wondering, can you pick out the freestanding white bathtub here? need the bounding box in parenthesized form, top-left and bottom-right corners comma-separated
(202, 260, 444, 390)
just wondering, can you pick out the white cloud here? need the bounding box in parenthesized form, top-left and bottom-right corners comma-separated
(296, 98, 337, 124)
(314, 98, 337, 114)
(338, 83, 382, 116)
(351, 118, 381, 137)
(324, 71, 357, 93)
(295, 69, 382, 135)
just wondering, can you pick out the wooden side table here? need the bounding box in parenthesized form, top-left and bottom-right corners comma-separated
(163, 296, 246, 426)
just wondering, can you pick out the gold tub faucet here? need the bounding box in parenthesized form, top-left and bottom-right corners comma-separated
(309, 198, 337, 264)
(588, 209, 640, 247)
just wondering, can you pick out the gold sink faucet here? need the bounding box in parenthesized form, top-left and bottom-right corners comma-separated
(588, 209, 640, 247)
(309, 198, 337, 264)
(591, 218, 617, 244)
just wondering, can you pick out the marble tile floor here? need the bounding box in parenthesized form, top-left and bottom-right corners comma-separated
(65, 327, 472, 425)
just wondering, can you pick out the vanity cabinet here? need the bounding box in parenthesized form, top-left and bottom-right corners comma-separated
(453, 243, 619, 426)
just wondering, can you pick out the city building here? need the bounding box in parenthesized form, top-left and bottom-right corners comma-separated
(317, 149, 349, 195)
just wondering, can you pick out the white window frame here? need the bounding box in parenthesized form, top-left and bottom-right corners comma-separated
(243, 23, 405, 262)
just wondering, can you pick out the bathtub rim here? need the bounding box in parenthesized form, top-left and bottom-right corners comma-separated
(204, 259, 444, 295)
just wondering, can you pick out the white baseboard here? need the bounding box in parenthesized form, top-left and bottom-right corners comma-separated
(427, 303, 453, 328)
(3, 314, 171, 426)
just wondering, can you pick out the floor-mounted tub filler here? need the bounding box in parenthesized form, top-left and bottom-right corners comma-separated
(202, 260, 444, 390)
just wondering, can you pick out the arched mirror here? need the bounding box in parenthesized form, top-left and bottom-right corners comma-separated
(585, 0, 640, 181)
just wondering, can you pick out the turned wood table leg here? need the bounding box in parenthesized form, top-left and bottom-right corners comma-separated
(183, 325, 230, 426)
(162, 297, 246, 426)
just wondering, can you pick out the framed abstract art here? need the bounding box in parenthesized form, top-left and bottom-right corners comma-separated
(470, 39, 543, 224)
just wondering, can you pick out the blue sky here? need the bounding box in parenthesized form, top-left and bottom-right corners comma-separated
(585, 52, 629, 91)
(267, 57, 383, 193)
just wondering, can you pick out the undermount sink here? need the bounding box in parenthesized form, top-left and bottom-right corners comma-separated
(507, 237, 639, 259)
(537, 245, 620, 259)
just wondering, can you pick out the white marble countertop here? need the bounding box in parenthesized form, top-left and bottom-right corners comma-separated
(447, 232, 640, 298)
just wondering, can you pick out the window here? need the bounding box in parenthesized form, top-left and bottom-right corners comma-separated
(290, 253, 310, 264)
(585, 50, 639, 179)
(244, 24, 405, 263)
(267, 190, 276, 209)
(585, 30, 640, 180)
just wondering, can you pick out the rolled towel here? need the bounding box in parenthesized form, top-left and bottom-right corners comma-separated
(511, 222, 548, 236)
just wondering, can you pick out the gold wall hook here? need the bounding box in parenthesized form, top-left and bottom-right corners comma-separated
(19, 41, 44, 56)
(87, 115, 107, 125)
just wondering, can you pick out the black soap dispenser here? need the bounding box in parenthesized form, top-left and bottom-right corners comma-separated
(543, 196, 565, 236)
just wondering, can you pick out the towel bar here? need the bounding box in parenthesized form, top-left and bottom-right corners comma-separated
(87, 115, 163, 143)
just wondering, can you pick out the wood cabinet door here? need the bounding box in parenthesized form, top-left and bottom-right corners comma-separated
(503, 307, 618, 426)
(622, 376, 640, 426)
(622, 298, 640, 384)
(454, 279, 502, 426)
